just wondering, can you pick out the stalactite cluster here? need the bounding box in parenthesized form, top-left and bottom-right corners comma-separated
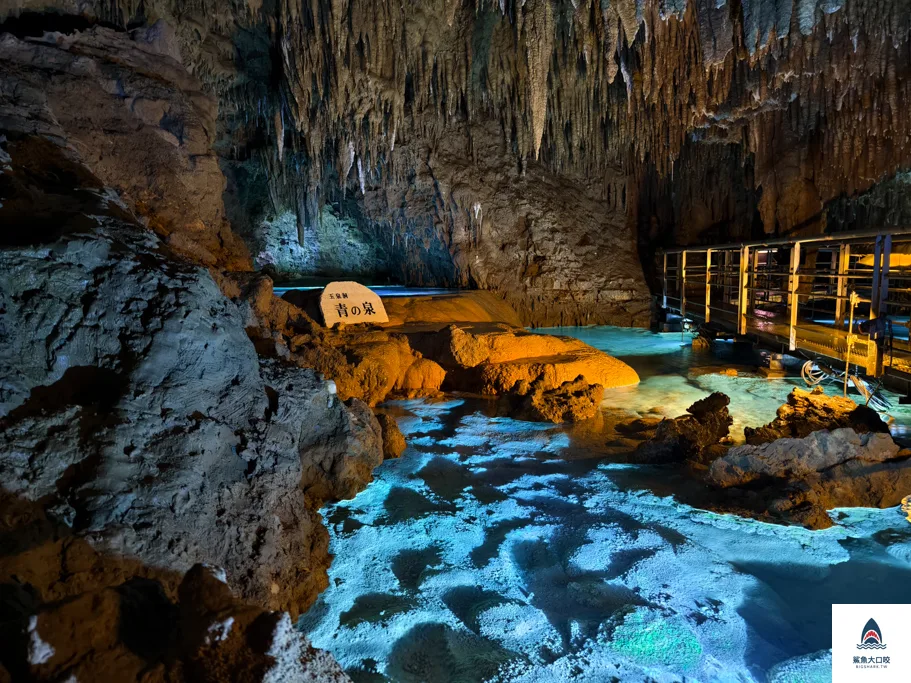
(6, 0, 910, 238)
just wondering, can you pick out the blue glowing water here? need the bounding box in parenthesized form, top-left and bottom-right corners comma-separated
(273, 280, 460, 298)
(301, 327, 911, 682)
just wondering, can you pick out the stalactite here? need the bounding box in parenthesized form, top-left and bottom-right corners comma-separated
(46, 0, 911, 235)
(523, 0, 554, 160)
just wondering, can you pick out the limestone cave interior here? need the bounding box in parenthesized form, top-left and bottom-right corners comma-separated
(2, 1, 911, 681)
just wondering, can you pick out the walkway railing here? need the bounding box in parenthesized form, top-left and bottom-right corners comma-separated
(657, 229, 911, 377)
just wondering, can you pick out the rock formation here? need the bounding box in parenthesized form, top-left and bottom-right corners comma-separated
(2, 564, 350, 682)
(744, 387, 891, 444)
(4, 1, 903, 323)
(0, 213, 385, 618)
(632, 392, 733, 464)
(0, 21, 394, 679)
(0, 25, 249, 269)
(3, 0, 911, 676)
(708, 428, 911, 529)
(510, 375, 605, 424)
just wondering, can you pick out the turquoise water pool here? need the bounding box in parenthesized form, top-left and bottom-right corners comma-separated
(300, 327, 911, 682)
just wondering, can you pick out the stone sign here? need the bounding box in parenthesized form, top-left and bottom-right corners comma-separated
(319, 281, 388, 327)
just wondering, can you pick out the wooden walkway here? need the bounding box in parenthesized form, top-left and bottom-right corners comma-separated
(658, 229, 911, 378)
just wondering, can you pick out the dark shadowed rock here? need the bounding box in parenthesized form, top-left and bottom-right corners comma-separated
(744, 387, 890, 445)
(14, 564, 350, 683)
(0, 27, 250, 269)
(632, 392, 732, 464)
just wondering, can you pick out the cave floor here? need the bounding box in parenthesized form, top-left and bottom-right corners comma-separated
(300, 327, 911, 682)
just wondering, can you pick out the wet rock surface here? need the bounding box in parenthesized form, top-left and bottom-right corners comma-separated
(744, 387, 890, 445)
(631, 392, 733, 464)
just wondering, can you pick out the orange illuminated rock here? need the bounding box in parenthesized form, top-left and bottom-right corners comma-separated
(412, 324, 639, 394)
(381, 291, 523, 327)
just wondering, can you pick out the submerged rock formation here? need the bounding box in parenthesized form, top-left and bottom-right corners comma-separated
(510, 375, 605, 424)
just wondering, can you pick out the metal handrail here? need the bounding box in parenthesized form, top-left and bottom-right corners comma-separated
(657, 228, 911, 254)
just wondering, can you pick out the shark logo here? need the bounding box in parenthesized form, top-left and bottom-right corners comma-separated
(857, 618, 887, 650)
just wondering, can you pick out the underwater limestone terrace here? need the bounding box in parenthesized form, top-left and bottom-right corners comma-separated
(1, 1, 911, 681)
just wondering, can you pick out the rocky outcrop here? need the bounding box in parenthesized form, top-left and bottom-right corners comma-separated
(710, 429, 902, 488)
(0, 215, 384, 618)
(381, 291, 524, 328)
(239, 276, 446, 406)
(409, 323, 640, 395)
(510, 376, 605, 424)
(2, 564, 350, 683)
(632, 393, 733, 464)
(0, 24, 249, 269)
(376, 413, 407, 459)
(707, 429, 911, 529)
(254, 285, 638, 405)
(744, 387, 890, 445)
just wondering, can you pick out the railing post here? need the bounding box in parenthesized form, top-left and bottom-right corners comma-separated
(738, 245, 750, 335)
(877, 234, 891, 319)
(662, 252, 668, 309)
(835, 244, 850, 327)
(750, 248, 760, 312)
(680, 251, 687, 322)
(870, 235, 884, 323)
(788, 242, 801, 351)
(866, 235, 891, 376)
(705, 249, 713, 323)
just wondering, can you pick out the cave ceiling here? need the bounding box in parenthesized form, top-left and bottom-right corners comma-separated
(5, 0, 910, 237)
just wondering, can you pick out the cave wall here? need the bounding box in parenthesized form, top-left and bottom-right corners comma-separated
(3, 0, 911, 322)
(0, 20, 251, 269)
(361, 120, 651, 325)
